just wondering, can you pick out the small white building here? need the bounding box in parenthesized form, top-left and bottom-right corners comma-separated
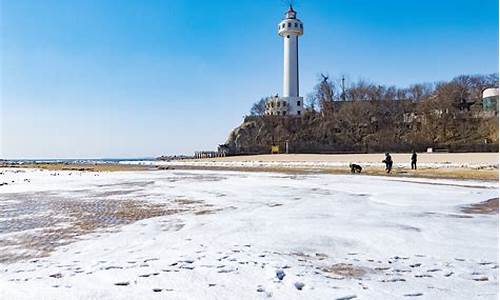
(265, 5, 304, 116)
(265, 95, 289, 116)
(482, 87, 499, 112)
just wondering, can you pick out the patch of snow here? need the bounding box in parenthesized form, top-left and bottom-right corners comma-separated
(0, 169, 498, 299)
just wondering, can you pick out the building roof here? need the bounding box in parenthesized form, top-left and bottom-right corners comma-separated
(482, 87, 499, 98)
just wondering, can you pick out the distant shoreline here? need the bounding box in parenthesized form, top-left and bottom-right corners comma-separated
(1, 152, 498, 181)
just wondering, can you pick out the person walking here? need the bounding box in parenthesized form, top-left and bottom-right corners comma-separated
(411, 150, 417, 170)
(382, 153, 393, 173)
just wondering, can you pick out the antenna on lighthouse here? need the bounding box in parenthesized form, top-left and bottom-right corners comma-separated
(281, 0, 295, 9)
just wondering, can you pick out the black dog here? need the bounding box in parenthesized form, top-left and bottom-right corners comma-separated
(350, 163, 362, 173)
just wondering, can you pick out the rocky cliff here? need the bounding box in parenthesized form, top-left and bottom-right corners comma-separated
(224, 111, 498, 155)
(224, 113, 368, 155)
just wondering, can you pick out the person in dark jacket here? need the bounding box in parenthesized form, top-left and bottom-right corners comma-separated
(382, 153, 393, 173)
(411, 150, 417, 170)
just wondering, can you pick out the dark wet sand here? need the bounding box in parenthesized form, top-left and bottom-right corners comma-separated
(462, 198, 499, 215)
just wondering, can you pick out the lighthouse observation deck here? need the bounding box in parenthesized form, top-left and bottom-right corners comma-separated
(278, 7, 304, 37)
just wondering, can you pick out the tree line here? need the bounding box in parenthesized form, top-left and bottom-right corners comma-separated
(245, 73, 498, 152)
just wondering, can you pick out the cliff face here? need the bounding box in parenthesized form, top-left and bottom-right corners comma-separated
(225, 117, 274, 154)
(225, 114, 339, 154)
(225, 112, 499, 155)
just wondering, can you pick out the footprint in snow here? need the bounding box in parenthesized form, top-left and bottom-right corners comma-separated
(217, 267, 237, 273)
(404, 293, 423, 297)
(415, 274, 432, 278)
(49, 273, 63, 278)
(473, 276, 489, 281)
(256, 286, 272, 297)
(426, 268, 441, 272)
(179, 265, 195, 270)
(393, 256, 409, 260)
(139, 272, 159, 278)
(358, 282, 368, 290)
(381, 278, 405, 282)
(336, 295, 357, 300)
(393, 269, 412, 273)
(276, 269, 286, 280)
(294, 281, 305, 290)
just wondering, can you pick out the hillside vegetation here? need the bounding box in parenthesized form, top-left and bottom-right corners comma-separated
(225, 74, 499, 154)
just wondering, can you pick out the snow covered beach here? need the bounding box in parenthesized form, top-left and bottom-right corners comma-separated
(0, 168, 498, 299)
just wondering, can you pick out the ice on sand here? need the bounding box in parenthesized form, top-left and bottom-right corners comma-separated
(0, 168, 498, 299)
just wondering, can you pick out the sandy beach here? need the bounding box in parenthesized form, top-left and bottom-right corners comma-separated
(196, 153, 499, 165)
(159, 153, 499, 181)
(3, 152, 498, 181)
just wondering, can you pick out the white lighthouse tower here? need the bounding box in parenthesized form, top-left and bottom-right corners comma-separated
(265, 5, 304, 116)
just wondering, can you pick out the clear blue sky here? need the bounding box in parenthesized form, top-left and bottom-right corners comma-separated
(1, 0, 498, 159)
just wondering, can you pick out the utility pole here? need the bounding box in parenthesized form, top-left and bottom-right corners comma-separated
(341, 76, 346, 101)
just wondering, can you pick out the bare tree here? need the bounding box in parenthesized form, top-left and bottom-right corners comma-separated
(304, 92, 319, 112)
(314, 74, 336, 116)
(407, 83, 433, 102)
(334, 101, 372, 145)
(250, 97, 267, 116)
